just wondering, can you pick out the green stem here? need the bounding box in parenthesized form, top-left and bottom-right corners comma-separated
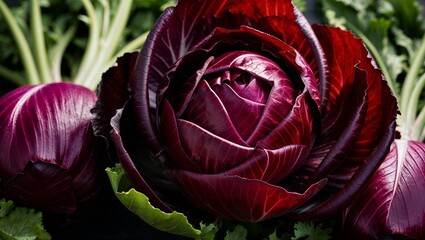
(0, 0, 40, 84)
(400, 34, 425, 118)
(74, 0, 101, 85)
(99, 0, 110, 40)
(30, 0, 51, 83)
(346, 22, 398, 98)
(412, 106, 425, 141)
(104, 31, 148, 76)
(49, 24, 77, 83)
(111, 31, 148, 61)
(403, 73, 425, 140)
(83, 0, 133, 90)
(0, 65, 26, 86)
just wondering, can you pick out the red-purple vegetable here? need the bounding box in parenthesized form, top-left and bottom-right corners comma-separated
(342, 140, 425, 239)
(92, 0, 398, 222)
(0, 82, 107, 215)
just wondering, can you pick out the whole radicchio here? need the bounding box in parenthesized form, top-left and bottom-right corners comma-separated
(93, 0, 398, 222)
(0, 82, 107, 215)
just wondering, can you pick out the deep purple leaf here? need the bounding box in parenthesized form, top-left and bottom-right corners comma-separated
(3, 161, 77, 214)
(177, 119, 255, 174)
(0, 83, 107, 214)
(182, 80, 247, 146)
(224, 145, 309, 184)
(313, 25, 398, 163)
(293, 121, 396, 220)
(257, 90, 315, 150)
(303, 67, 368, 185)
(159, 98, 201, 171)
(91, 52, 138, 139)
(343, 140, 425, 239)
(166, 170, 327, 222)
(110, 108, 173, 213)
(212, 83, 265, 140)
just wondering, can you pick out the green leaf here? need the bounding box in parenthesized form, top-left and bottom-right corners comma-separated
(291, 0, 306, 12)
(387, 0, 424, 38)
(106, 164, 201, 239)
(198, 222, 218, 240)
(224, 225, 247, 240)
(0, 200, 14, 218)
(291, 222, 331, 240)
(267, 230, 282, 240)
(0, 200, 51, 240)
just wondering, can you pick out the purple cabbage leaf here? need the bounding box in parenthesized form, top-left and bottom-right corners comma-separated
(342, 140, 425, 239)
(0, 82, 108, 215)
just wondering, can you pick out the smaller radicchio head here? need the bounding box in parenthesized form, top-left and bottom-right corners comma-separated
(0, 82, 108, 215)
(342, 140, 425, 240)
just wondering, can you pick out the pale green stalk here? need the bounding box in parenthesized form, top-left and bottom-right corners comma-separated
(0, 65, 26, 86)
(74, 0, 101, 85)
(412, 106, 425, 141)
(400, 34, 425, 119)
(30, 0, 51, 83)
(403, 73, 425, 140)
(110, 31, 148, 61)
(49, 24, 77, 82)
(99, 0, 110, 40)
(0, 0, 40, 84)
(82, 0, 133, 90)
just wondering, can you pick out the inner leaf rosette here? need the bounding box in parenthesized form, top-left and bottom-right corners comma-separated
(139, 27, 324, 220)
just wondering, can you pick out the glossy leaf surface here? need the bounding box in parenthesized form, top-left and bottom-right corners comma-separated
(0, 83, 106, 215)
(343, 140, 425, 239)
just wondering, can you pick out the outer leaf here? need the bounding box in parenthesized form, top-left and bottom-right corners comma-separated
(198, 222, 218, 240)
(267, 230, 282, 240)
(292, 222, 331, 240)
(0, 83, 107, 215)
(0, 200, 13, 218)
(0, 205, 51, 240)
(342, 140, 425, 239)
(106, 164, 201, 238)
(91, 52, 138, 139)
(224, 225, 247, 240)
(166, 169, 327, 222)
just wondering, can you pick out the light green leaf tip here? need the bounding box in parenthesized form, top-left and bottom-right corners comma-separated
(198, 222, 218, 240)
(224, 225, 247, 240)
(106, 164, 201, 239)
(268, 229, 282, 240)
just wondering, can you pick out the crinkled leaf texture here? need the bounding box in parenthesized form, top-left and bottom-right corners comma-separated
(0, 199, 51, 240)
(342, 140, 425, 239)
(106, 164, 201, 238)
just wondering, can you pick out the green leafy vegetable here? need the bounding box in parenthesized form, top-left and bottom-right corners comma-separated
(267, 230, 282, 240)
(0, 199, 51, 240)
(291, 222, 331, 240)
(106, 164, 201, 239)
(224, 225, 248, 240)
(198, 222, 219, 240)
